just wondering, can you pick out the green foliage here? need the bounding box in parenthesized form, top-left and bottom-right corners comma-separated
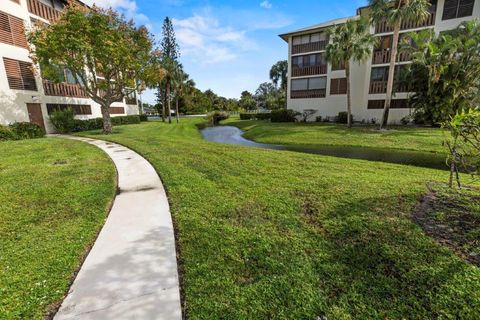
(239, 112, 271, 120)
(270, 109, 299, 122)
(50, 108, 76, 133)
(9, 122, 45, 139)
(0, 125, 18, 141)
(403, 21, 480, 125)
(336, 112, 354, 124)
(240, 113, 255, 120)
(0, 138, 115, 318)
(442, 108, 480, 187)
(139, 114, 148, 122)
(238, 90, 257, 111)
(206, 111, 229, 126)
(269, 60, 288, 91)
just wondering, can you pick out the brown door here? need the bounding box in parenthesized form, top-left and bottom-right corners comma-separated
(26, 103, 45, 130)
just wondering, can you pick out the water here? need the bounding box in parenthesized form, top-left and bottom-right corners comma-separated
(201, 126, 447, 170)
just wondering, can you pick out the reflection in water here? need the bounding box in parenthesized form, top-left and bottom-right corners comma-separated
(201, 126, 447, 171)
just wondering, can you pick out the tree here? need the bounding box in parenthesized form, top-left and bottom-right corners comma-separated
(239, 91, 257, 111)
(368, 0, 431, 129)
(326, 18, 376, 128)
(255, 82, 277, 110)
(28, 3, 163, 134)
(159, 17, 180, 124)
(270, 60, 288, 108)
(442, 109, 480, 188)
(402, 20, 480, 125)
(173, 68, 195, 123)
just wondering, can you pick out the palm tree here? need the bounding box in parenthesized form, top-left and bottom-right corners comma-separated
(369, 0, 431, 129)
(269, 60, 288, 108)
(172, 67, 195, 123)
(326, 18, 377, 128)
(161, 57, 180, 124)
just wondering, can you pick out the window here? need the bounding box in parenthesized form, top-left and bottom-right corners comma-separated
(47, 104, 92, 115)
(125, 89, 137, 105)
(3, 58, 37, 91)
(109, 107, 125, 114)
(330, 78, 347, 95)
(291, 77, 327, 91)
(442, 0, 475, 20)
(370, 67, 389, 82)
(367, 99, 409, 109)
(42, 64, 80, 84)
(292, 32, 327, 45)
(292, 53, 326, 68)
(291, 78, 308, 91)
(0, 10, 28, 48)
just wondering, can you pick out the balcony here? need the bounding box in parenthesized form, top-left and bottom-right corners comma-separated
(291, 89, 326, 99)
(292, 65, 327, 77)
(125, 97, 137, 105)
(292, 40, 328, 55)
(375, 11, 436, 34)
(369, 80, 410, 94)
(28, 0, 62, 22)
(372, 50, 412, 64)
(43, 80, 88, 98)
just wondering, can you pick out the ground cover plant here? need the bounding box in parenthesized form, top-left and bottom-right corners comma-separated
(226, 118, 446, 154)
(0, 138, 116, 318)
(80, 119, 480, 319)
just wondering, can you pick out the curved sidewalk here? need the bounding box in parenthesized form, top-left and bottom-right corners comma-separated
(54, 136, 182, 320)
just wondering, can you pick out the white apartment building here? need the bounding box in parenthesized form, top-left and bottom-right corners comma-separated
(0, 0, 140, 133)
(280, 0, 479, 123)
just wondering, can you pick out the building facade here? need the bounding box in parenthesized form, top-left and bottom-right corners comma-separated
(280, 0, 479, 124)
(0, 0, 140, 133)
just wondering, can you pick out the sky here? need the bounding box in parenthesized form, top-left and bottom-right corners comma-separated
(84, 0, 368, 104)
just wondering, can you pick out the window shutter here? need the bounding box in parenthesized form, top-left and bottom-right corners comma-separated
(0, 11, 13, 46)
(3, 58, 38, 91)
(330, 78, 347, 95)
(0, 11, 27, 48)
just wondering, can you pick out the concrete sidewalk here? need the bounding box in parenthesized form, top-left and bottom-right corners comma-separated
(54, 136, 182, 320)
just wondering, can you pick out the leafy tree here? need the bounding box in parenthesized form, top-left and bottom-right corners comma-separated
(28, 4, 163, 134)
(173, 67, 195, 123)
(159, 17, 180, 124)
(255, 82, 278, 110)
(442, 109, 480, 188)
(270, 60, 288, 108)
(402, 20, 480, 125)
(368, 0, 431, 129)
(239, 91, 256, 111)
(326, 17, 376, 128)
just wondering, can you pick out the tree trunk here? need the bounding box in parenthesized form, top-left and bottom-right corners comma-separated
(161, 87, 166, 122)
(345, 62, 352, 128)
(380, 19, 401, 129)
(449, 147, 456, 188)
(100, 102, 112, 134)
(175, 97, 180, 123)
(166, 81, 172, 124)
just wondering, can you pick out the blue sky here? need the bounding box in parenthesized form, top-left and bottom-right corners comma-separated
(85, 0, 368, 103)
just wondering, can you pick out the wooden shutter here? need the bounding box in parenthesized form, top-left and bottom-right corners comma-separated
(0, 10, 27, 48)
(330, 78, 347, 95)
(109, 107, 125, 114)
(3, 58, 38, 91)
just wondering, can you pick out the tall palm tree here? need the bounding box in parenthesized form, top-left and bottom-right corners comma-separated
(161, 57, 180, 124)
(172, 67, 195, 123)
(369, 0, 431, 129)
(326, 17, 377, 128)
(269, 60, 288, 108)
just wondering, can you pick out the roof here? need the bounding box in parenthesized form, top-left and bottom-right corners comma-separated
(278, 15, 358, 42)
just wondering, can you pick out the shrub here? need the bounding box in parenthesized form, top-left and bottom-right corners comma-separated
(50, 108, 75, 133)
(401, 115, 414, 125)
(111, 115, 140, 125)
(270, 109, 299, 123)
(206, 111, 229, 125)
(255, 112, 271, 120)
(139, 114, 148, 122)
(0, 125, 18, 141)
(335, 112, 353, 124)
(240, 113, 255, 120)
(316, 116, 322, 122)
(9, 122, 45, 139)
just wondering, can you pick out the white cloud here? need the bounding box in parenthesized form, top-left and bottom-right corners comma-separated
(172, 14, 257, 65)
(83, 0, 150, 28)
(260, 1, 272, 9)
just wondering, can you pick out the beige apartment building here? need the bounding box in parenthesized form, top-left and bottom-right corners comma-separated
(280, 0, 479, 123)
(0, 0, 139, 133)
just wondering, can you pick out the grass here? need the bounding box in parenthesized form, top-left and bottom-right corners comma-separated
(225, 119, 447, 154)
(0, 138, 116, 319)
(79, 119, 480, 319)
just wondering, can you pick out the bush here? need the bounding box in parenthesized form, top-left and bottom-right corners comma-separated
(111, 115, 140, 126)
(0, 125, 18, 141)
(9, 122, 45, 139)
(206, 111, 229, 125)
(316, 116, 322, 122)
(240, 113, 255, 120)
(255, 112, 271, 120)
(139, 114, 148, 122)
(401, 115, 414, 125)
(270, 109, 299, 123)
(50, 108, 75, 133)
(335, 112, 353, 124)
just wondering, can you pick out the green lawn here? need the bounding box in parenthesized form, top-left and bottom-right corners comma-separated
(0, 138, 116, 319)
(80, 119, 480, 319)
(225, 119, 447, 154)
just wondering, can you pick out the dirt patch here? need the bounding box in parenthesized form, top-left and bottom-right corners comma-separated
(413, 184, 480, 266)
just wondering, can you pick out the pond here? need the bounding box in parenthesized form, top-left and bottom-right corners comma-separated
(201, 126, 448, 171)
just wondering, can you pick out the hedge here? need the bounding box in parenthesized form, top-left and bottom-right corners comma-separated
(239, 112, 271, 120)
(1, 122, 45, 141)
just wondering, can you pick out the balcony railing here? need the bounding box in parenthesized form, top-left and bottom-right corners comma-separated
(43, 80, 88, 98)
(375, 11, 436, 34)
(372, 50, 412, 64)
(291, 89, 326, 99)
(292, 40, 328, 55)
(28, 0, 62, 22)
(291, 65, 327, 77)
(369, 80, 410, 94)
(125, 97, 137, 105)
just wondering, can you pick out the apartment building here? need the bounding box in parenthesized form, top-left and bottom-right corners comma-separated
(0, 0, 140, 133)
(280, 0, 479, 123)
